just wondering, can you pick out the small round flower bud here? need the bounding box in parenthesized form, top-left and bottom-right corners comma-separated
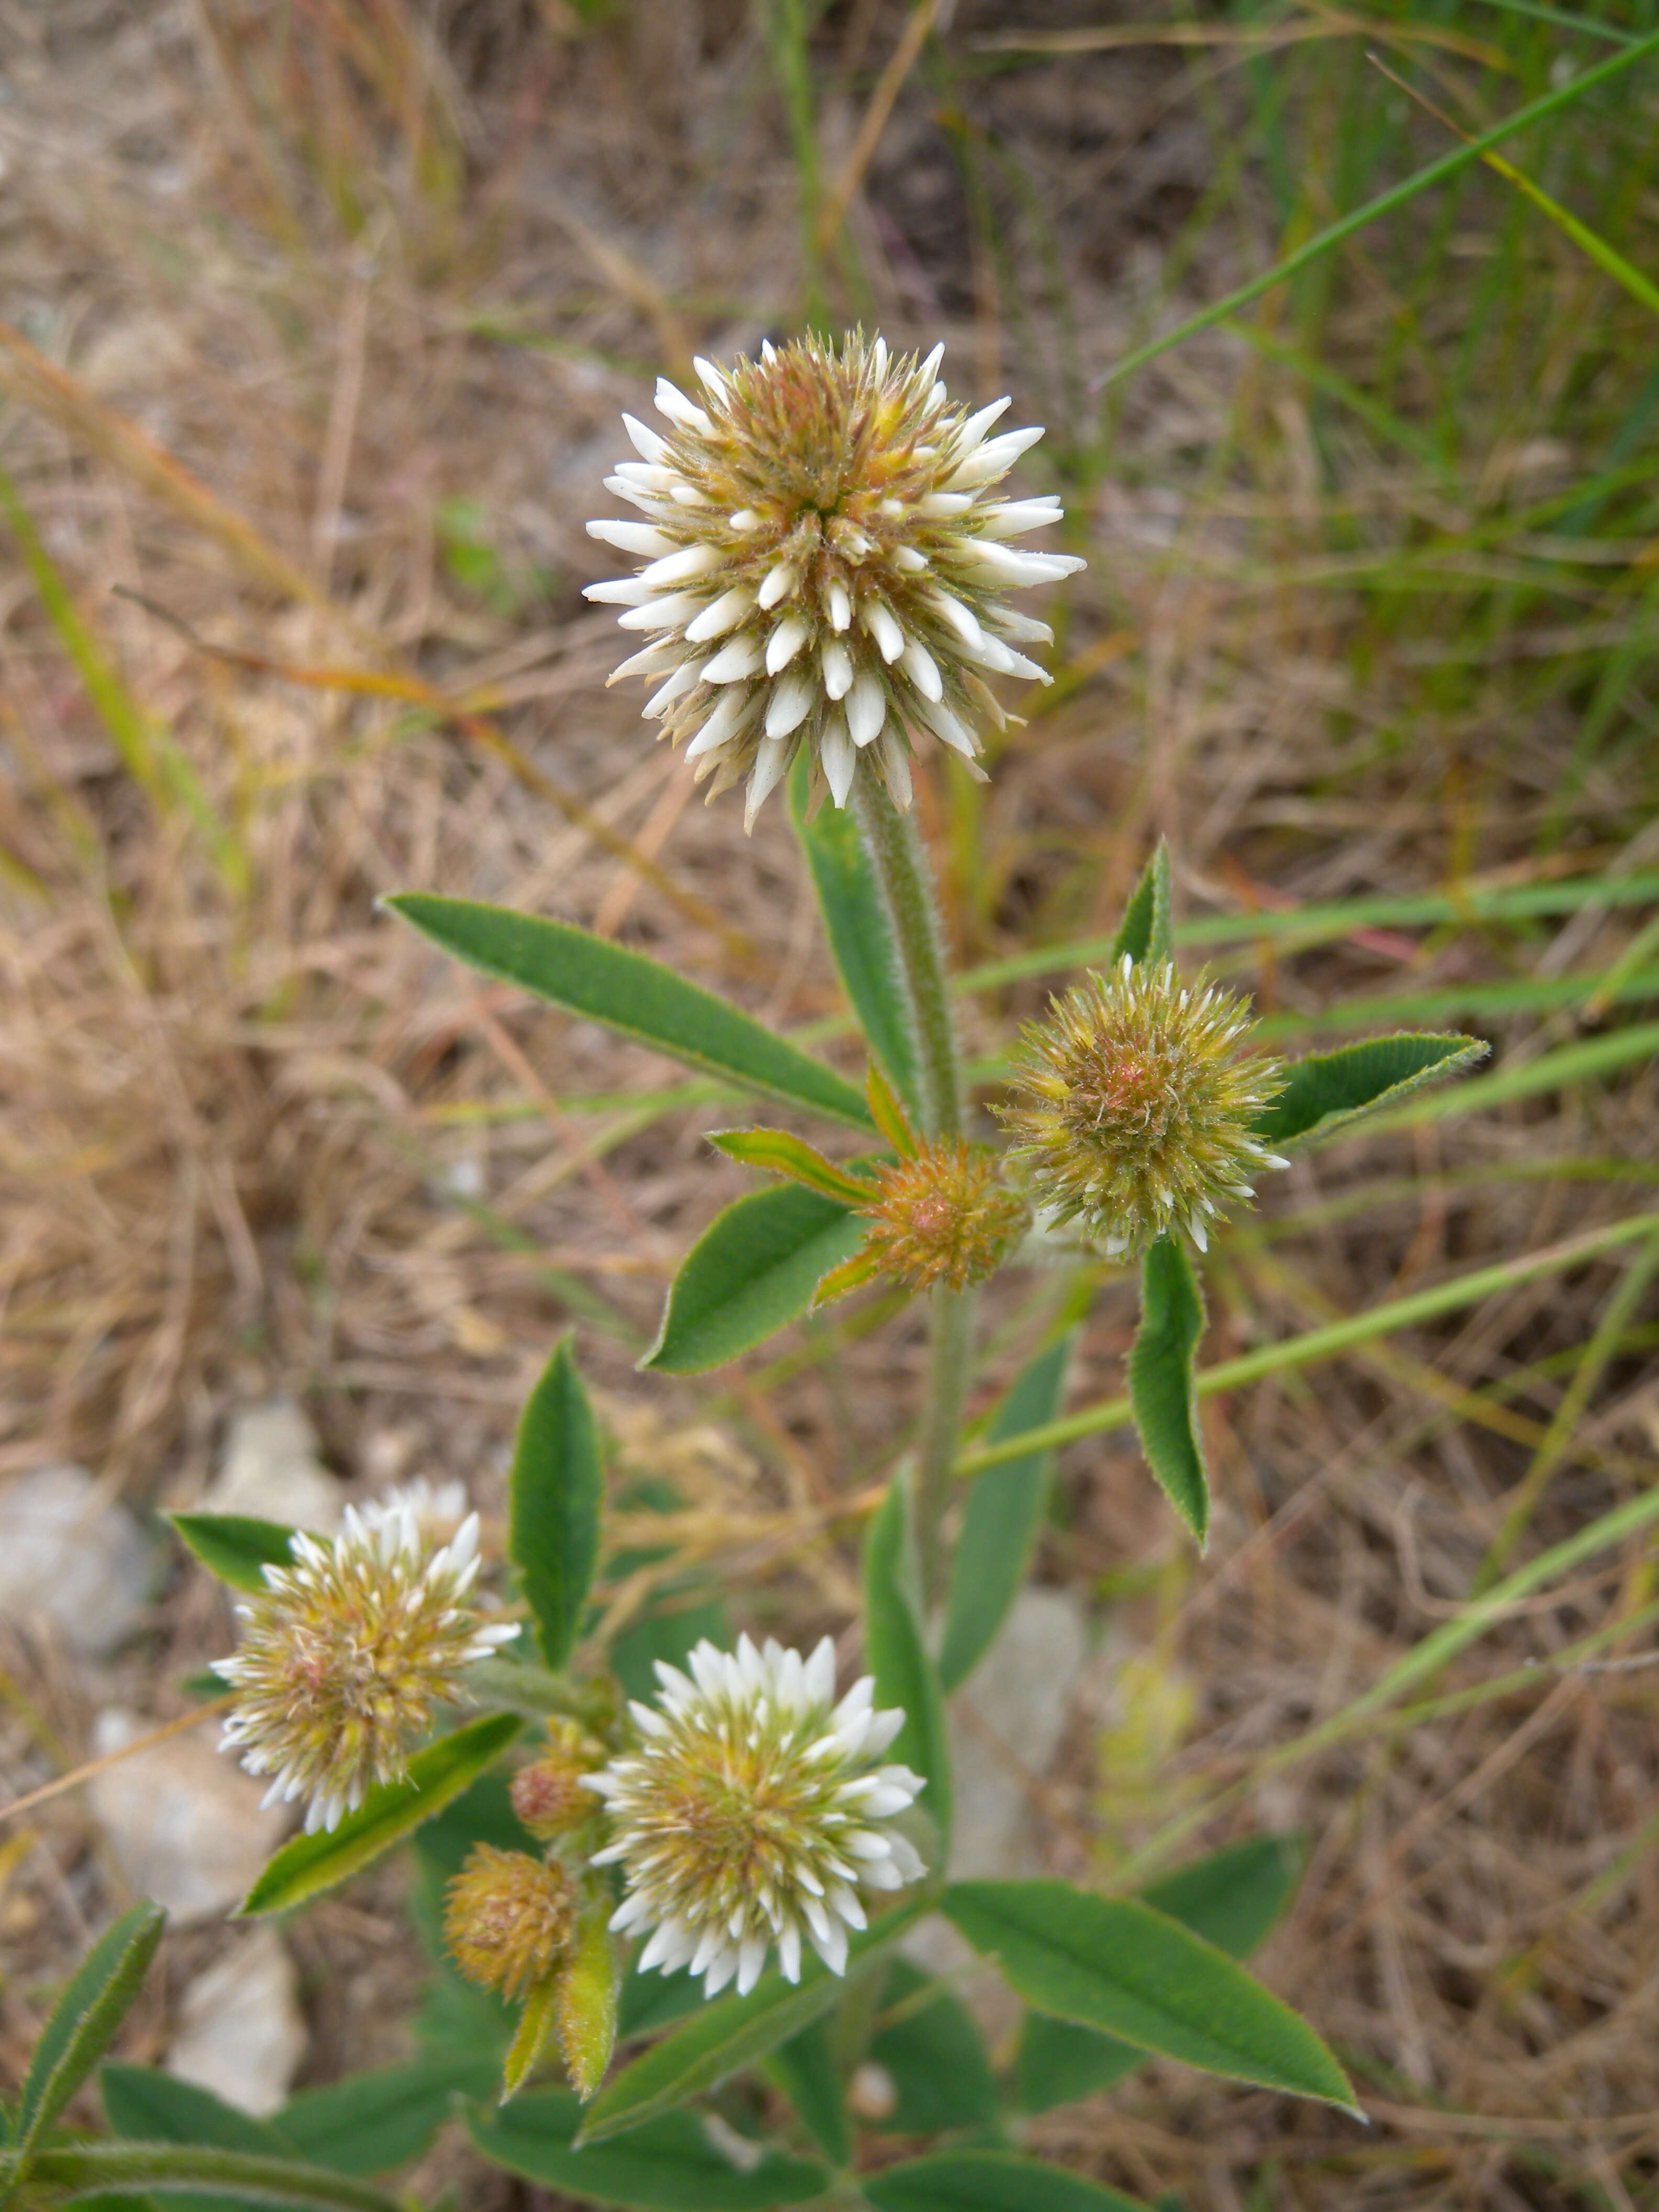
(855, 1140, 1028, 1294)
(587, 1634, 926, 1999)
(512, 1723, 606, 1840)
(999, 956, 1286, 1257)
(444, 1844, 576, 2000)
(214, 1503, 519, 1833)
(586, 333, 1084, 830)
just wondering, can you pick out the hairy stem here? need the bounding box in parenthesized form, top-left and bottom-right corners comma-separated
(849, 775, 970, 1602)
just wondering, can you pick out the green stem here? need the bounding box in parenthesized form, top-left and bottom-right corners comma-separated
(849, 775, 970, 1602)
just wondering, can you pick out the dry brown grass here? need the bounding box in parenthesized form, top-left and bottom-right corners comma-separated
(2, 3, 1658, 2206)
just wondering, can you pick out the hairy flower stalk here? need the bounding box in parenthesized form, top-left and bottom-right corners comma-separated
(585, 332, 1083, 828)
(215, 1502, 518, 1833)
(585, 1635, 925, 1998)
(1001, 956, 1289, 1257)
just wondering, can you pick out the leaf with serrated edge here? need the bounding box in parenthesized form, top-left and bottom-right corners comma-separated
(943, 1881, 1355, 2110)
(1110, 843, 1172, 970)
(240, 1714, 522, 1917)
(170, 1512, 296, 1594)
(388, 894, 872, 1131)
(940, 1334, 1072, 1692)
(642, 1181, 865, 1374)
(509, 1339, 602, 1672)
(790, 748, 922, 1114)
(15, 1902, 165, 2166)
(1128, 1238, 1209, 1547)
(864, 2150, 1153, 2212)
(1256, 1032, 1488, 1149)
(579, 1896, 932, 2145)
(863, 1478, 951, 1848)
(710, 1129, 876, 1207)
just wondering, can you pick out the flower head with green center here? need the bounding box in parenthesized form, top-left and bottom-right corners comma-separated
(585, 1634, 925, 1998)
(214, 1501, 518, 1833)
(999, 955, 1289, 1258)
(585, 331, 1084, 828)
(444, 1844, 577, 2000)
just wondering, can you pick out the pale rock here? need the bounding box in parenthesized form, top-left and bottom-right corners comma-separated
(169, 1926, 306, 2116)
(205, 1399, 342, 1532)
(904, 1586, 1090, 2026)
(88, 1709, 291, 1924)
(0, 1465, 151, 1657)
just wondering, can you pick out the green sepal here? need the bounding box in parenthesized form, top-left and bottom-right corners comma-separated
(1127, 1238, 1209, 1547)
(501, 1974, 561, 2105)
(709, 1128, 877, 1207)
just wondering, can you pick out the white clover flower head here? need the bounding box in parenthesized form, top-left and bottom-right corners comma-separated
(585, 1633, 925, 1998)
(358, 1476, 469, 1539)
(214, 1502, 518, 1833)
(585, 331, 1085, 829)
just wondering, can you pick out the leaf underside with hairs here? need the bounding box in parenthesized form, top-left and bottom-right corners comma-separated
(1127, 1238, 1209, 1547)
(1256, 1032, 1489, 1148)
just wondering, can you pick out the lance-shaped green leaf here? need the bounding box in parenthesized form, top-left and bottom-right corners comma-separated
(509, 1339, 603, 1671)
(1110, 843, 1172, 969)
(103, 2062, 293, 2156)
(1016, 1834, 1302, 2113)
(501, 1974, 562, 2105)
(469, 2089, 831, 2210)
(387, 894, 871, 1130)
(1255, 1032, 1488, 1149)
(709, 1128, 877, 1207)
(940, 1334, 1074, 1693)
(170, 1512, 296, 1594)
(761, 2016, 849, 2167)
(642, 1182, 865, 1374)
(864, 2152, 1153, 2212)
(1127, 1238, 1209, 1547)
(790, 749, 922, 1112)
(239, 1713, 522, 1916)
(866, 1960, 998, 2134)
(579, 1896, 932, 2145)
(278, 2055, 498, 2174)
(863, 1477, 952, 1849)
(557, 1895, 622, 2103)
(16, 2142, 403, 2212)
(14, 1901, 165, 2170)
(943, 1881, 1354, 2110)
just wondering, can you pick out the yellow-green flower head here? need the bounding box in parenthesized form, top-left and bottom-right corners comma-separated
(1000, 955, 1288, 1258)
(214, 1501, 518, 1834)
(586, 1634, 925, 1999)
(585, 332, 1084, 829)
(444, 1843, 576, 2000)
(857, 1138, 1029, 1295)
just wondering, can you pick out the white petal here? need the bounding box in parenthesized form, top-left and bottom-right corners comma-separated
(736, 1936, 769, 1996)
(842, 1829, 895, 1862)
(831, 1675, 875, 1730)
(899, 639, 942, 701)
(807, 1914, 849, 1976)
(920, 699, 978, 759)
(684, 587, 753, 642)
(703, 635, 763, 683)
(616, 590, 701, 632)
(623, 412, 669, 462)
(704, 1946, 739, 1998)
(879, 729, 913, 806)
(855, 1782, 916, 1818)
(684, 690, 747, 758)
(863, 601, 904, 663)
(582, 578, 656, 606)
(919, 490, 974, 517)
(892, 544, 928, 572)
(655, 377, 713, 434)
(821, 637, 854, 699)
(637, 1921, 679, 1973)
(639, 544, 722, 590)
(821, 715, 856, 807)
(777, 1921, 802, 1983)
(847, 671, 886, 748)
(644, 663, 701, 718)
(757, 562, 796, 610)
(692, 355, 727, 396)
(945, 424, 1044, 489)
(961, 540, 1086, 586)
(977, 497, 1064, 539)
(587, 519, 677, 557)
(765, 672, 815, 737)
(744, 735, 793, 831)
(827, 1883, 867, 1931)
(804, 1636, 836, 1708)
(826, 581, 852, 632)
(729, 507, 762, 531)
(952, 395, 1011, 458)
(766, 616, 811, 674)
(925, 588, 984, 648)
(609, 640, 679, 681)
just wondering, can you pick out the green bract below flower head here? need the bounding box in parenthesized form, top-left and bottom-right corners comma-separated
(999, 955, 1289, 1259)
(585, 331, 1084, 828)
(585, 1634, 925, 1998)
